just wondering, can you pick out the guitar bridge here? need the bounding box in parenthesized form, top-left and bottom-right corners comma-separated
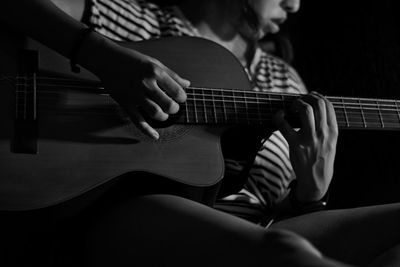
(12, 49, 38, 154)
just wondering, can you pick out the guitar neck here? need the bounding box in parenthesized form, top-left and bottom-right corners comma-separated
(178, 86, 400, 131)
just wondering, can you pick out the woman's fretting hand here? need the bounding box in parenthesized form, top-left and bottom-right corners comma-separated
(275, 92, 338, 203)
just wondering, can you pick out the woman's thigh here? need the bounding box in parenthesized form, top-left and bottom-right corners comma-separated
(83, 194, 345, 267)
(270, 202, 400, 266)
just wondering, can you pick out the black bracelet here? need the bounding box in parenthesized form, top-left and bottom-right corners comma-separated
(288, 180, 329, 215)
(70, 27, 94, 73)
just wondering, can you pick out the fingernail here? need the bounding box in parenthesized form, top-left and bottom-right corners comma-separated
(183, 79, 191, 87)
(151, 130, 159, 140)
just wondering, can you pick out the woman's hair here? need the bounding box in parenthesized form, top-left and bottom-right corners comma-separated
(241, 0, 260, 33)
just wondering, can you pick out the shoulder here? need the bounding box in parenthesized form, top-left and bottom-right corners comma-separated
(83, 0, 189, 41)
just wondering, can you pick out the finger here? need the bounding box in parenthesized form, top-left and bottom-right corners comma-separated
(319, 94, 338, 129)
(274, 110, 297, 144)
(310, 91, 338, 134)
(143, 78, 180, 114)
(292, 98, 315, 138)
(139, 97, 169, 121)
(163, 65, 191, 89)
(303, 92, 327, 135)
(326, 100, 338, 135)
(157, 70, 188, 103)
(126, 107, 160, 140)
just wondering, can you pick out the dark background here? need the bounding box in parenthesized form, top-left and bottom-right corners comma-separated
(285, 1, 400, 208)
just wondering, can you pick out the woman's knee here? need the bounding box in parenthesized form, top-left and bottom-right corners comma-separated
(262, 229, 324, 264)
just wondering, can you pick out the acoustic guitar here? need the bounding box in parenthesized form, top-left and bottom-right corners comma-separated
(1, 36, 400, 211)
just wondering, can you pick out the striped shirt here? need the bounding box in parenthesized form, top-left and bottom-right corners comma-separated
(83, 0, 308, 224)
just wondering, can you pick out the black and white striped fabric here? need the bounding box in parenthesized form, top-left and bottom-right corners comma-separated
(83, 0, 307, 225)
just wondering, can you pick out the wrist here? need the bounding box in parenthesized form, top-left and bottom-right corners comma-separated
(72, 28, 117, 75)
(69, 27, 94, 73)
(293, 177, 327, 203)
(294, 187, 326, 203)
(289, 180, 329, 215)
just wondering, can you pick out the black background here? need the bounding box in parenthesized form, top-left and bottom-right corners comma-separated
(286, 1, 400, 208)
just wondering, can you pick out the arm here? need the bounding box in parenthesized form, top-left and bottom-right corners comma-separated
(0, 0, 189, 139)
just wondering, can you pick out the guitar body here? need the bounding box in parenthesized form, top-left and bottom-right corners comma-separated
(0, 36, 252, 211)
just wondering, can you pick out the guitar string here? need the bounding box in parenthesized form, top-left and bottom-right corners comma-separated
(14, 96, 400, 121)
(12, 109, 396, 128)
(12, 76, 400, 103)
(14, 99, 395, 126)
(11, 78, 400, 126)
(15, 85, 400, 114)
(12, 75, 400, 113)
(14, 96, 400, 126)
(14, 101, 400, 126)
(14, 79, 400, 109)
(12, 83, 398, 106)
(15, 75, 400, 105)
(14, 96, 399, 127)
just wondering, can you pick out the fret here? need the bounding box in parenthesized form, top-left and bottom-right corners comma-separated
(362, 99, 383, 128)
(358, 99, 367, 128)
(244, 92, 250, 124)
(235, 91, 248, 123)
(212, 89, 226, 124)
(220, 90, 235, 124)
(246, 91, 264, 124)
(380, 99, 400, 129)
(255, 92, 262, 124)
(184, 97, 189, 123)
(376, 99, 384, 128)
(201, 89, 208, 123)
(210, 89, 217, 123)
(396, 100, 400, 126)
(205, 90, 216, 123)
(232, 91, 238, 123)
(222, 91, 227, 123)
(193, 88, 198, 123)
(341, 98, 350, 127)
(268, 93, 273, 121)
(185, 88, 197, 124)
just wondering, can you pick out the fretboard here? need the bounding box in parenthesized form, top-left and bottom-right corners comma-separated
(179, 87, 400, 130)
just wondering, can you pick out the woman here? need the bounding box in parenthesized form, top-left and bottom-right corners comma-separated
(1, 0, 400, 266)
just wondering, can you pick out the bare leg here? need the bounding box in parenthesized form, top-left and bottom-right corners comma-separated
(270, 203, 400, 266)
(84, 194, 351, 267)
(368, 243, 400, 267)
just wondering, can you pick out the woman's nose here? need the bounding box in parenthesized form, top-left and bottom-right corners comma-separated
(281, 0, 301, 13)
